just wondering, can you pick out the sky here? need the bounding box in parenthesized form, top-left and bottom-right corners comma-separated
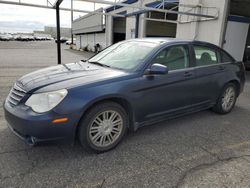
(0, 0, 111, 33)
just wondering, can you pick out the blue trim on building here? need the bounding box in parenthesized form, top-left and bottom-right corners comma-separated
(125, 0, 179, 17)
(228, 15, 250, 24)
(125, 10, 146, 17)
(106, 0, 138, 12)
(106, 0, 178, 13)
(118, 11, 127, 15)
(112, 10, 127, 18)
(146, 1, 162, 8)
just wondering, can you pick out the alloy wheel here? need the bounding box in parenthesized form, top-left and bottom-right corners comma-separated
(221, 86, 236, 112)
(89, 110, 123, 147)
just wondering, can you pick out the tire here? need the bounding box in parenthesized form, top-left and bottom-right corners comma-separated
(78, 101, 128, 153)
(212, 83, 237, 114)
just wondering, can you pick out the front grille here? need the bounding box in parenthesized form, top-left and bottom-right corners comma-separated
(7, 83, 27, 106)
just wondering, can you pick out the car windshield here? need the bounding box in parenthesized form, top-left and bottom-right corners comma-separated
(88, 41, 159, 71)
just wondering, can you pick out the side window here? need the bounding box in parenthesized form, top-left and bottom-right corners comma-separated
(151, 45, 189, 71)
(221, 51, 234, 63)
(194, 46, 218, 66)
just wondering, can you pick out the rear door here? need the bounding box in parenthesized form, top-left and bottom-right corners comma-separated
(192, 44, 225, 104)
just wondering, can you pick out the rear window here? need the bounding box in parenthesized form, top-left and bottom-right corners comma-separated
(221, 51, 234, 63)
(194, 46, 218, 66)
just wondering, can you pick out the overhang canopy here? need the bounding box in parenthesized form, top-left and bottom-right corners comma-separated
(124, 0, 179, 17)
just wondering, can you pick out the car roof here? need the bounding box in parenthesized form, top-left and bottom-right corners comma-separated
(126, 37, 236, 61)
(128, 37, 220, 48)
(128, 37, 187, 44)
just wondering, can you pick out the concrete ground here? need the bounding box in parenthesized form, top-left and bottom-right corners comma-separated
(0, 41, 250, 188)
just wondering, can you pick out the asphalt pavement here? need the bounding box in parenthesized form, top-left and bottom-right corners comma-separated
(0, 41, 249, 188)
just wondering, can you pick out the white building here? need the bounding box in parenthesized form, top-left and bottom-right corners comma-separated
(73, 0, 178, 51)
(73, 0, 250, 62)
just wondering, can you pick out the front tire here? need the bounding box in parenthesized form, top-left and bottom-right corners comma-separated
(78, 102, 128, 153)
(212, 83, 237, 114)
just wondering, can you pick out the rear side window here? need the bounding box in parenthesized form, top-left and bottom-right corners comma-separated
(194, 46, 218, 66)
(221, 51, 234, 63)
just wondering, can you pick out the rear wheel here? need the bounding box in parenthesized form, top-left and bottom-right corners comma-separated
(78, 102, 128, 153)
(212, 83, 237, 114)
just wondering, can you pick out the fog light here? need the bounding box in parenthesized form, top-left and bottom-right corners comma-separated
(25, 136, 36, 146)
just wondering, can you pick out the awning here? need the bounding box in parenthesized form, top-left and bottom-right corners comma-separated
(106, 0, 138, 12)
(146, 0, 179, 9)
(106, 0, 179, 14)
(125, 0, 179, 17)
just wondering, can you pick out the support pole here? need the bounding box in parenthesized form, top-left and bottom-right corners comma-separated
(135, 14, 139, 38)
(56, 5, 61, 64)
(71, 0, 74, 44)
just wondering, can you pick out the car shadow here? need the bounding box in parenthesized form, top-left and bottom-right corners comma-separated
(1, 105, 249, 160)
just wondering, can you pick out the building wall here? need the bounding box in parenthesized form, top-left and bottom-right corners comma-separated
(176, 0, 229, 46)
(74, 0, 231, 50)
(105, 16, 113, 46)
(76, 33, 106, 52)
(105, 0, 161, 45)
(126, 17, 136, 39)
(72, 8, 104, 34)
(76, 35, 81, 49)
(33, 32, 52, 38)
(74, 0, 178, 48)
(44, 26, 71, 38)
(224, 21, 249, 61)
(138, 13, 147, 38)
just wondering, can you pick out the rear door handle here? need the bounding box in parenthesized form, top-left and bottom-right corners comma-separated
(184, 71, 193, 77)
(218, 65, 225, 71)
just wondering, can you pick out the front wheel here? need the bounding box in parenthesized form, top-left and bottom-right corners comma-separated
(212, 83, 237, 114)
(78, 102, 128, 153)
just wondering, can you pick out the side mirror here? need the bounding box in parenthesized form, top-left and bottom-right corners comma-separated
(145, 64, 168, 75)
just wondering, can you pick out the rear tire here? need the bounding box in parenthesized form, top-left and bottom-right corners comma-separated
(78, 102, 128, 153)
(212, 83, 237, 114)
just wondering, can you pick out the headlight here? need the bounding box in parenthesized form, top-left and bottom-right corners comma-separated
(25, 89, 68, 113)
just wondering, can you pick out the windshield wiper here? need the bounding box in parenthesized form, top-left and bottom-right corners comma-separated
(62, 64, 71, 71)
(88, 61, 111, 68)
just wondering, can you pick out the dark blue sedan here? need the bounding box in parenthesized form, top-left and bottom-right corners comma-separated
(4, 38, 246, 153)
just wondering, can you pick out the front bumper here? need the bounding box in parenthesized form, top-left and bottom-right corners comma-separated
(4, 101, 80, 144)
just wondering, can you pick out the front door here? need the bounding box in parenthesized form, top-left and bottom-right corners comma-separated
(134, 44, 197, 123)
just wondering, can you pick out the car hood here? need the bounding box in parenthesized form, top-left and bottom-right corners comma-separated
(16, 61, 128, 92)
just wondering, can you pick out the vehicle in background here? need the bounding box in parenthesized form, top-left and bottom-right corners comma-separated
(66, 38, 76, 45)
(243, 46, 250, 70)
(46, 37, 54, 41)
(15, 35, 32, 41)
(34, 36, 49, 41)
(0, 34, 14, 41)
(4, 38, 246, 153)
(0, 33, 54, 42)
(34, 36, 43, 41)
(13, 35, 19, 40)
(55, 37, 68, 43)
(28, 36, 35, 41)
